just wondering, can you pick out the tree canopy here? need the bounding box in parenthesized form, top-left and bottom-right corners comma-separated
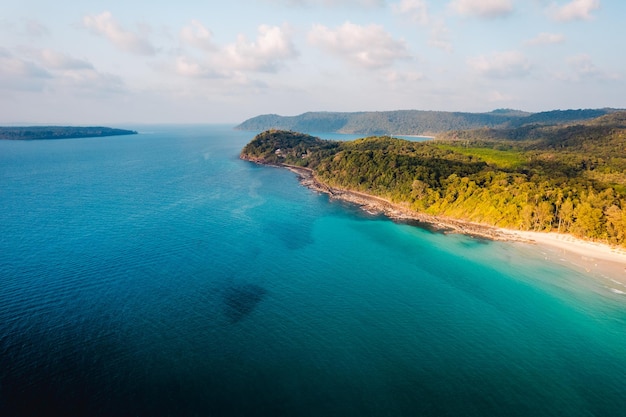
(236, 108, 620, 136)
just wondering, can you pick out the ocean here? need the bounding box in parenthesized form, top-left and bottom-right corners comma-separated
(1, 125, 626, 416)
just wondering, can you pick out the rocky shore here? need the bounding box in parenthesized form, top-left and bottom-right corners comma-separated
(274, 161, 527, 242)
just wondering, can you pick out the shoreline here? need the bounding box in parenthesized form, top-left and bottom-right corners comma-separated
(244, 157, 626, 283)
(281, 163, 526, 241)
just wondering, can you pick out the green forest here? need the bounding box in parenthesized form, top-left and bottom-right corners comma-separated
(241, 112, 626, 246)
(236, 108, 617, 135)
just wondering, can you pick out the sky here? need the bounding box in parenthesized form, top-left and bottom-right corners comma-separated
(1, 0, 624, 124)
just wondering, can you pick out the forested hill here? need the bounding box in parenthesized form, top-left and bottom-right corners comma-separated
(236, 109, 618, 135)
(0, 126, 137, 140)
(241, 112, 626, 246)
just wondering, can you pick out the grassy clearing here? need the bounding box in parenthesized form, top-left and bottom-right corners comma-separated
(435, 144, 527, 169)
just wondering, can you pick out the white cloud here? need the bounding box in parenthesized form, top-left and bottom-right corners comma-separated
(83, 11, 156, 55)
(569, 54, 597, 76)
(180, 20, 216, 51)
(449, 0, 514, 18)
(57, 69, 126, 96)
(565, 54, 620, 81)
(175, 24, 298, 80)
(308, 21, 410, 69)
(487, 90, 514, 102)
(392, 2, 452, 51)
(0, 49, 50, 80)
(175, 56, 224, 78)
(222, 24, 298, 72)
(385, 70, 424, 83)
(38, 49, 93, 70)
(175, 56, 206, 78)
(524, 32, 565, 46)
(429, 20, 453, 51)
(468, 51, 531, 78)
(392, 0, 430, 25)
(0, 54, 50, 92)
(0, 47, 126, 95)
(23, 19, 50, 37)
(550, 0, 600, 21)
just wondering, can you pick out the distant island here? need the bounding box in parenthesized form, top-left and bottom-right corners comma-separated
(236, 108, 621, 136)
(241, 110, 626, 248)
(0, 126, 138, 140)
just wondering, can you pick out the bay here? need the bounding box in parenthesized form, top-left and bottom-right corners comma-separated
(1, 125, 625, 416)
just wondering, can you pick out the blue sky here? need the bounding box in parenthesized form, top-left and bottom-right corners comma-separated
(1, 0, 623, 124)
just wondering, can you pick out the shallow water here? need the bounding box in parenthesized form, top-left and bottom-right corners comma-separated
(1, 125, 625, 416)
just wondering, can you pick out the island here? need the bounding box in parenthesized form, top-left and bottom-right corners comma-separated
(240, 111, 626, 254)
(0, 126, 138, 140)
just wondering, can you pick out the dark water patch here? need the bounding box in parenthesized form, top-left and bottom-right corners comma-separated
(222, 283, 267, 323)
(0, 311, 132, 416)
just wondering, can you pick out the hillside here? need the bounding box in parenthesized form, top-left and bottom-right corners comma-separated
(0, 126, 138, 140)
(241, 113, 626, 246)
(235, 109, 619, 136)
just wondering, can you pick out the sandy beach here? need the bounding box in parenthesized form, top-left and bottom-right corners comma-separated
(502, 229, 626, 286)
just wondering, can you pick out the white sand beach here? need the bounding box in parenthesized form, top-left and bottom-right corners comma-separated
(502, 229, 626, 285)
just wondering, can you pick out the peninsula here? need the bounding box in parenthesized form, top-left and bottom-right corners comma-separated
(0, 126, 137, 140)
(241, 113, 626, 276)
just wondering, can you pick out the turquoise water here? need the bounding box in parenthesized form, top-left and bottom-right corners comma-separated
(1, 125, 626, 416)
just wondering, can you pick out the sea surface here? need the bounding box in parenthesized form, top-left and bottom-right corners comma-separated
(1, 125, 626, 416)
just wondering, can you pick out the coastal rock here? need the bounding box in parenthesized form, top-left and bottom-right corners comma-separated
(279, 164, 524, 242)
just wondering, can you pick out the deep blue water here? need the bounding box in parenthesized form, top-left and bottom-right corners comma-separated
(1, 125, 626, 416)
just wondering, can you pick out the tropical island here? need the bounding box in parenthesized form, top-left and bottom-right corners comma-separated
(0, 126, 137, 140)
(240, 111, 626, 258)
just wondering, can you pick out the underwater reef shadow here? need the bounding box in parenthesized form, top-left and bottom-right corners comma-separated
(221, 283, 267, 324)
